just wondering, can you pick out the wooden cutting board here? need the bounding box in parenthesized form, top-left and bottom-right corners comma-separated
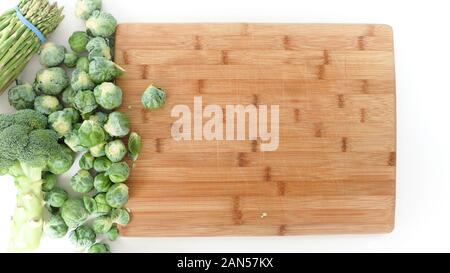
(115, 23, 396, 236)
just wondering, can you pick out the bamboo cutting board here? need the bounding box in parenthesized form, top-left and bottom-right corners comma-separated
(115, 23, 396, 236)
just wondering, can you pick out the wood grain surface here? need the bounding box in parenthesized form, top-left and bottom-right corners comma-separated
(115, 23, 396, 237)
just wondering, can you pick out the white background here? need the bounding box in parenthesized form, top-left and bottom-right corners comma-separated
(0, 0, 449, 253)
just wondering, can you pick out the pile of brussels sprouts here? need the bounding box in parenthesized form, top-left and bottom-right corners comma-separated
(5, 0, 167, 253)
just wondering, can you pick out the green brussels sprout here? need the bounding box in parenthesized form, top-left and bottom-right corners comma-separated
(48, 144, 75, 175)
(61, 86, 77, 107)
(94, 193, 111, 215)
(89, 112, 108, 126)
(45, 187, 68, 208)
(75, 0, 102, 20)
(104, 111, 130, 137)
(39, 43, 65, 67)
(63, 108, 81, 124)
(128, 132, 142, 161)
(44, 214, 68, 239)
(141, 85, 166, 110)
(76, 56, 90, 72)
(34, 67, 69, 95)
(105, 162, 130, 183)
(86, 37, 111, 60)
(89, 57, 124, 84)
(34, 95, 62, 115)
(48, 110, 73, 137)
(86, 10, 117, 38)
(74, 90, 98, 114)
(70, 169, 94, 193)
(83, 195, 97, 214)
(88, 243, 110, 253)
(79, 152, 95, 170)
(106, 183, 129, 208)
(92, 215, 113, 234)
(64, 52, 78, 68)
(93, 156, 112, 172)
(90, 142, 106, 157)
(94, 82, 123, 110)
(8, 81, 36, 110)
(70, 225, 96, 249)
(69, 31, 89, 53)
(64, 129, 88, 153)
(61, 198, 90, 228)
(94, 172, 112, 193)
(71, 69, 95, 92)
(107, 225, 119, 241)
(78, 120, 106, 148)
(105, 140, 127, 163)
(111, 208, 130, 226)
(42, 172, 57, 192)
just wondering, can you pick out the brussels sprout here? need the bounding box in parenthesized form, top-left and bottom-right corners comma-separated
(88, 243, 110, 253)
(69, 31, 89, 53)
(92, 215, 113, 234)
(141, 85, 166, 110)
(74, 90, 98, 114)
(45, 187, 68, 208)
(44, 214, 68, 239)
(89, 57, 124, 84)
(63, 108, 81, 124)
(76, 56, 90, 72)
(106, 183, 129, 208)
(94, 82, 123, 110)
(94, 172, 112, 193)
(89, 112, 108, 126)
(128, 132, 142, 161)
(34, 67, 69, 95)
(107, 225, 119, 241)
(34, 95, 62, 115)
(48, 110, 73, 137)
(111, 208, 130, 226)
(64, 129, 88, 153)
(83, 195, 97, 214)
(93, 156, 112, 172)
(42, 173, 57, 192)
(61, 86, 77, 107)
(86, 37, 112, 60)
(75, 0, 102, 20)
(78, 120, 106, 148)
(48, 144, 75, 175)
(86, 10, 117, 37)
(70, 169, 94, 193)
(79, 152, 95, 170)
(104, 111, 130, 137)
(90, 142, 107, 157)
(94, 193, 111, 215)
(70, 225, 96, 249)
(8, 81, 36, 110)
(61, 198, 90, 228)
(39, 43, 65, 67)
(105, 162, 130, 183)
(71, 69, 95, 92)
(105, 140, 127, 163)
(64, 52, 78, 68)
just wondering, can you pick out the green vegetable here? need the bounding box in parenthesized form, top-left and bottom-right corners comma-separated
(75, 0, 102, 20)
(88, 243, 110, 253)
(105, 140, 127, 163)
(94, 172, 112, 192)
(92, 215, 113, 234)
(94, 193, 111, 215)
(64, 52, 79, 68)
(106, 183, 129, 208)
(42, 173, 57, 192)
(62, 87, 78, 107)
(89, 57, 124, 84)
(79, 152, 95, 170)
(71, 69, 95, 92)
(83, 196, 97, 214)
(39, 43, 65, 67)
(141, 85, 166, 110)
(48, 110, 73, 137)
(105, 162, 130, 183)
(45, 187, 68, 208)
(8, 81, 36, 110)
(61, 198, 90, 228)
(93, 156, 112, 172)
(74, 90, 98, 114)
(128, 132, 142, 161)
(44, 214, 68, 239)
(90, 142, 107, 157)
(47, 144, 75, 175)
(69, 225, 96, 249)
(34, 95, 62, 115)
(107, 225, 119, 241)
(69, 31, 89, 53)
(111, 208, 130, 226)
(70, 170, 94, 193)
(89, 112, 108, 126)
(78, 120, 106, 148)
(76, 56, 90, 72)
(34, 67, 69, 95)
(94, 82, 123, 110)
(64, 129, 88, 153)
(86, 10, 117, 37)
(104, 111, 130, 137)
(63, 108, 81, 124)
(86, 37, 111, 60)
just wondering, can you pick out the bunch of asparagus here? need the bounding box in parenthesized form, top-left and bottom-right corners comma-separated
(0, 0, 64, 94)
